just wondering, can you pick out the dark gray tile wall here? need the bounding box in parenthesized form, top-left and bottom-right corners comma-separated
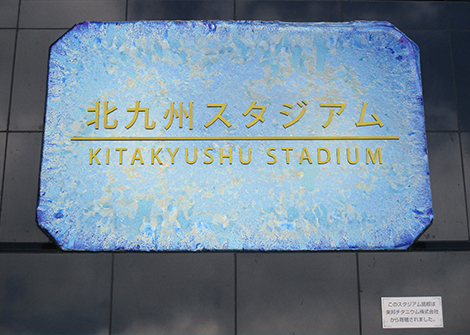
(0, 0, 19, 28)
(9, 29, 66, 131)
(0, 30, 15, 131)
(112, 253, 234, 334)
(237, 253, 360, 334)
(0, 0, 469, 334)
(462, 133, 470, 221)
(342, 1, 448, 30)
(0, 132, 46, 242)
(359, 252, 470, 334)
(404, 30, 458, 132)
(236, 1, 341, 21)
(19, 0, 126, 29)
(451, 31, 470, 132)
(0, 253, 112, 334)
(423, 132, 467, 241)
(128, 1, 234, 20)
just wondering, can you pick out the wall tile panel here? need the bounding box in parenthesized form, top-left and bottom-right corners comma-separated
(404, 30, 458, 131)
(419, 132, 468, 241)
(359, 252, 470, 334)
(451, 31, 470, 132)
(0, 132, 48, 242)
(128, 1, 234, 21)
(237, 253, 360, 334)
(9, 29, 66, 131)
(0, 30, 15, 131)
(343, 1, 447, 30)
(0, 0, 19, 28)
(236, 0, 341, 21)
(111, 253, 234, 334)
(19, 0, 126, 29)
(0, 253, 112, 334)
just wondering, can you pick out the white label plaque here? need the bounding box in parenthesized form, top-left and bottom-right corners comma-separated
(381, 296, 443, 329)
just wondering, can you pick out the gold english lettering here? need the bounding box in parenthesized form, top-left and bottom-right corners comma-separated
(299, 148, 312, 164)
(220, 148, 232, 164)
(131, 148, 144, 165)
(318, 148, 330, 164)
(89, 148, 101, 165)
(366, 148, 382, 164)
(167, 148, 179, 164)
(115, 148, 127, 165)
(185, 147, 197, 164)
(151, 148, 163, 165)
(239, 148, 251, 165)
(282, 147, 293, 164)
(267, 148, 277, 165)
(347, 148, 359, 165)
(204, 147, 214, 164)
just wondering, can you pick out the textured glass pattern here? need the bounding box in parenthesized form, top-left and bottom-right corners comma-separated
(38, 21, 432, 251)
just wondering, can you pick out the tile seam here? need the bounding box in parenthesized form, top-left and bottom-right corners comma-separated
(108, 253, 115, 335)
(356, 252, 363, 335)
(446, 12, 470, 241)
(0, 0, 21, 241)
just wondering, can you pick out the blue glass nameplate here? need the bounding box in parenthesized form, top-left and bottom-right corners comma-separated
(38, 21, 433, 251)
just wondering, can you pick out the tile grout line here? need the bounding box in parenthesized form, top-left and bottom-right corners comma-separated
(233, 0, 237, 21)
(14, 27, 70, 30)
(446, 1, 470, 241)
(445, 0, 451, 32)
(0, 0, 21, 239)
(108, 253, 115, 335)
(458, 132, 470, 241)
(125, 0, 129, 21)
(340, 0, 344, 22)
(234, 252, 237, 335)
(356, 252, 363, 335)
(0, 130, 42, 133)
(427, 130, 460, 133)
(233, 6, 238, 335)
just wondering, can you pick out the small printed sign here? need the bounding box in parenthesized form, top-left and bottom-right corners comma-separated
(381, 297, 443, 329)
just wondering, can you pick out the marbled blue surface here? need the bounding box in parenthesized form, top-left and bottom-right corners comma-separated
(38, 21, 432, 251)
